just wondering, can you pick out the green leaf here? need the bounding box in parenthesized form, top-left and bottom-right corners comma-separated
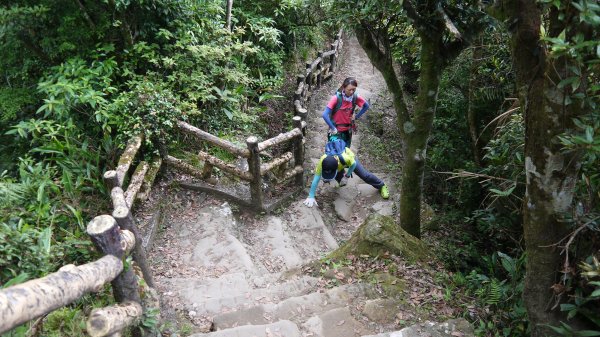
(2, 273, 30, 288)
(575, 331, 600, 337)
(39, 226, 52, 255)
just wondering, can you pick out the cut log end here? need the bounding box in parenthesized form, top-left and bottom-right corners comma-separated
(87, 215, 118, 236)
(112, 206, 130, 220)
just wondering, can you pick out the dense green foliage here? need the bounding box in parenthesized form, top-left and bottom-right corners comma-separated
(0, 0, 330, 335)
(1, 0, 598, 335)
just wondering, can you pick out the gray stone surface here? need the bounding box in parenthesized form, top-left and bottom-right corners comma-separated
(212, 284, 373, 330)
(189, 320, 301, 337)
(166, 274, 319, 316)
(371, 201, 394, 217)
(362, 299, 401, 323)
(303, 307, 373, 337)
(362, 318, 475, 337)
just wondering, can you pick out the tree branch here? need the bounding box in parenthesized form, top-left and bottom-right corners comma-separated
(436, 3, 462, 40)
(402, 0, 439, 35)
(354, 23, 411, 125)
(74, 0, 96, 30)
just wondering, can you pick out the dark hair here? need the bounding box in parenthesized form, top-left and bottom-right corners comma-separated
(339, 77, 358, 92)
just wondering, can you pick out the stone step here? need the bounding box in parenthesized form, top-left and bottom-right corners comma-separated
(302, 306, 373, 337)
(213, 283, 374, 330)
(361, 318, 475, 337)
(164, 273, 319, 316)
(189, 320, 301, 337)
(172, 203, 258, 274)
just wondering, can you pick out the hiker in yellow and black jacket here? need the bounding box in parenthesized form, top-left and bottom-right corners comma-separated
(303, 139, 389, 208)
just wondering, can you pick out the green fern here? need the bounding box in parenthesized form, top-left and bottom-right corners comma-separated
(0, 181, 28, 207)
(486, 278, 502, 305)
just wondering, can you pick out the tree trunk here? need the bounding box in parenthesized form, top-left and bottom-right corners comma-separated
(399, 35, 442, 238)
(467, 44, 482, 167)
(505, 1, 583, 335)
(225, 0, 233, 31)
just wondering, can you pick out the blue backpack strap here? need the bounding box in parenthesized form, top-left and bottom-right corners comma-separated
(325, 139, 346, 166)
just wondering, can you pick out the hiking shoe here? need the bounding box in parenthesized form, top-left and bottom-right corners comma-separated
(380, 185, 389, 199)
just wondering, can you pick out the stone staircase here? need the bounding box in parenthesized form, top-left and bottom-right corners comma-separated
(147, 199, 473, 337)
(144, 35, 475, 337)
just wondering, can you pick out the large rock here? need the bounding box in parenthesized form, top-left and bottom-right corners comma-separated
(327, 214, 432, 264)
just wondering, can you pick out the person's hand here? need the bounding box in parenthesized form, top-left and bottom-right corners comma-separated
(303, 197, 318, 207)
(339, 175, 349, 187)
(330, 127, 338, 135)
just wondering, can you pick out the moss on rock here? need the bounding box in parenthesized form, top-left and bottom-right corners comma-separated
(326, 214, 433, 264)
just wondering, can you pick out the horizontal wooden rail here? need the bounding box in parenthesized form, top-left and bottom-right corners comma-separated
(257, 128, 303, 152)
(282, 165, 304, 182)
(87, 301, 142, 337)
(115, 135, 144, 188)
(177, 121, 250, 158)
(198, 150, 253, 181)
(307, 57, 322, 72)
(124, 160, 149, 208)
(165, 155, 207, 179)
(322, 49, 336, 58)
(0, 255, 122, 334)
(261, 152, 293, 175)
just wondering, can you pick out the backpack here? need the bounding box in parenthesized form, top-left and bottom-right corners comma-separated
(325, 138, 347, 166)
(331, 91, 357, 121)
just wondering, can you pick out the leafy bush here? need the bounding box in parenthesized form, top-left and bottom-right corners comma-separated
(451, 252, 529, 337)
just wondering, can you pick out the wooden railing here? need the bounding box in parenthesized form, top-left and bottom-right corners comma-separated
(0, 29, 344, 335)
(293, 28, 344, 116)
(164, 29, 344, 212)
(0, 136, 161, 336)
(165, 117, 307, 213)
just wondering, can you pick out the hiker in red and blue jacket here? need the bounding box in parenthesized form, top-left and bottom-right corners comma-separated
(303, 139, 389, 208)
(322, 77, 369, 148)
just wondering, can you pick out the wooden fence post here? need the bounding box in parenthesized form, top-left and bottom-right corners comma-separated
(305, 62, 311, 88)
(317, 52, 323, 88)
(292, 116, 305, 187)
(246, 136, 264, 210)
(112, 205, 155, 288)
(330, 43, 337, 73)
(87, 215, 141, 304)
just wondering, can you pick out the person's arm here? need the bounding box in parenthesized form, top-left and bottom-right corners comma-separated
(322, 107, 337, 131)
(346, 161, 357, 176)
(308, 174, 321, 198)
(355, 100, 370, 119)
(304, 174, 321, 207)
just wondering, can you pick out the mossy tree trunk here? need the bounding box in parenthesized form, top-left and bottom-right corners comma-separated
(489, 1, 586, 334)
(399, 35, 443, 238)
(354, 0, 479, 238)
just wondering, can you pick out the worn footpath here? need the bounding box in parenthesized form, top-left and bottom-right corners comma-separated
(135, 35, 474, 337)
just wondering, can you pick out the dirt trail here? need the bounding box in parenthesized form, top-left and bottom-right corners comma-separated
(136, 35, 473, 337)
